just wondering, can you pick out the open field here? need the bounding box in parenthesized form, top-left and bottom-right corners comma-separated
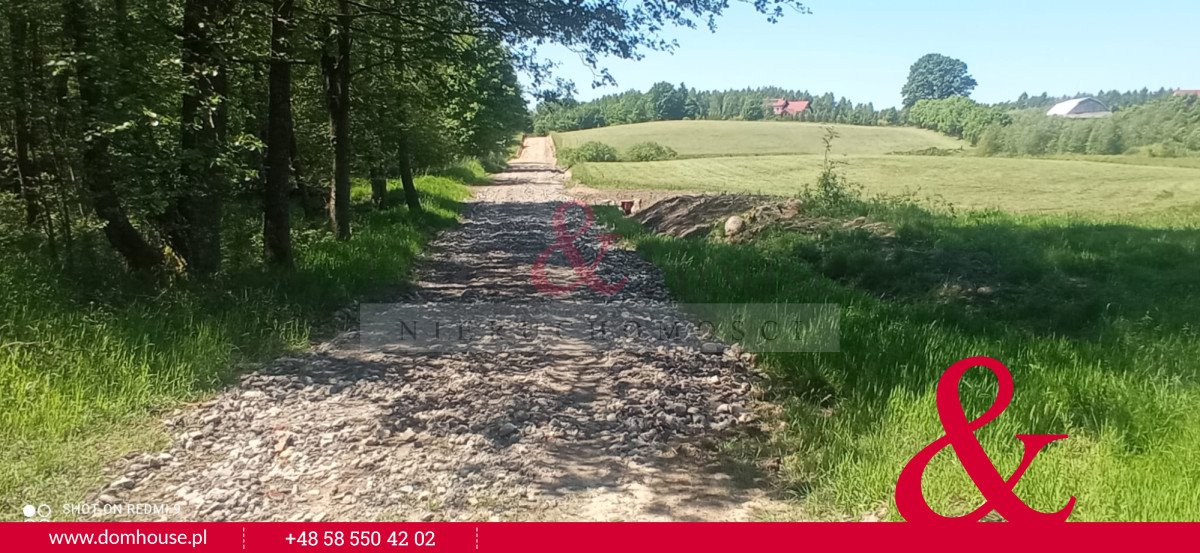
(554, 120, 965, 157)
(573, 154, 1200, 216)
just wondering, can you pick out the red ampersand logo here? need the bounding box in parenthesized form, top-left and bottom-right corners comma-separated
(530, 200, 628, 296)
(895, 356, 1076, 523)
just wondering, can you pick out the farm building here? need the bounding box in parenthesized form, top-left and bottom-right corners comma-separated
(1173, 89, 1200, 96)
(768, 98, 810, 116)
(1046, 97, 1112, 118)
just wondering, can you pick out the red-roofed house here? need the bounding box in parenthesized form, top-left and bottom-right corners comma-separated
(768, 98, 810, 116)
(1173, 89, 1200, 96)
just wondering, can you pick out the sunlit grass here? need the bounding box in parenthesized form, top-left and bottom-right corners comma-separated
(554, 120, 965, 157)
(573, 154, 1200, 217)
(599, 199, 1200, 521)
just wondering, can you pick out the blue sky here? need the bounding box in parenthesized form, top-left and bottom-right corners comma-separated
(528, 0, 1196, 108)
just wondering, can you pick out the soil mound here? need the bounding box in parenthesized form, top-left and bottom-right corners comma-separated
(633, 195, 767, 239)
(633, 194, 894, 241)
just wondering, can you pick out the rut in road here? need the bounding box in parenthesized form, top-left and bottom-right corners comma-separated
(93, 137, 778, 522)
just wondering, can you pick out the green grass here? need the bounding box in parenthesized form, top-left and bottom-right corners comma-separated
(572, 123, 1200, 520)
(0, 172, 472, 518)
(554, 120, 966, 157)
(572, 154, 1200, 217)
(599, 195, 1200, 521)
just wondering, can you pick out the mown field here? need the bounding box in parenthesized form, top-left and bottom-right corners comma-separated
(572, 154, 1200, 216)
(554, 120, 964, 157)
(578, 120, 1200, 520)
(558, 121, 1200, 218)
(0, 173, 472, 516)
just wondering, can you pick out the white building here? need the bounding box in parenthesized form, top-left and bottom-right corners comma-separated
(1046, 97, 1112, 118)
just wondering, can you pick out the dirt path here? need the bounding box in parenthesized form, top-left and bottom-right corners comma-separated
(92, 137, 780, 522)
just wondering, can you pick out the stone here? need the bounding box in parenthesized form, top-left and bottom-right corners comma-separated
(724, 216, 746, 236)
(274, 435, 294, 453)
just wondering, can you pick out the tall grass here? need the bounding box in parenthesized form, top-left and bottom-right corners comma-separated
(599, 197, 1200, 520)
(0, 173, 471, 513)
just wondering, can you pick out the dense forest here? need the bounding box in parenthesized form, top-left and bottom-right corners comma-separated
(0, 0, 533, 277)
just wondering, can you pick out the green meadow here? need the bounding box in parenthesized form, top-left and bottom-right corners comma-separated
(554, 120, 964, 157)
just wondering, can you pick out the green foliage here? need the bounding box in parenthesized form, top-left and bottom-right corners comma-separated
(532, 103, 607, 135)
(646, 82, 688, 121)
(908, 96, 1013, 144)
(622, 141, 678, 162)
(557, 141, 619, 166)
(532, 85, 887, 133)
(901, 53, 978, 108)
(998, 87, 1174, 110)
(0, 173, 470, 507)
(977, 96, 1200, 157)
(804, 127, 863, 209)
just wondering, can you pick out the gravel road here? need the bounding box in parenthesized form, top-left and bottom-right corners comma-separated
(91, 137, 777, 522)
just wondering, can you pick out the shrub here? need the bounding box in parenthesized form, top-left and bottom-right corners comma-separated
(557, 141, 618, 166)
(908, 96, 1012, 145)
(622, 141, 678, 162)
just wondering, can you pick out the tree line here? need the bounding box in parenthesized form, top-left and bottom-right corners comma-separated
(2, 0, 811, 278)
(996, 88, 1176, 111)
(532, 83, 897, 134)
(977, 94, 1200, 156)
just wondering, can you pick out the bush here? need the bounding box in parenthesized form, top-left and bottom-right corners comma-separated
(557, 141, 618, 166)
(908, 96, 1012, 145)
(622, 141, 678, 162)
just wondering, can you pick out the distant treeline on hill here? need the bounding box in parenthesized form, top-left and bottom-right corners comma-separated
(996, 87, 1176, 110)
(532, 83, 897, 134)
(909, 94, 1200, 156)
(538, 82, 1200, 158)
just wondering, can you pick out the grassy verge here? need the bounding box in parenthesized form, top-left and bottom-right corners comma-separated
(598, 196, 1200, 521)
(0, 172, 472, 516)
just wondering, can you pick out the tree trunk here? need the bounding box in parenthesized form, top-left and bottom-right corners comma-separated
(289, 132, 325, 219)
(263, 0, 295, 267)
(172, 0, 231, 276)
(320, 0, 352, 241)
(62, 0, 164, 272)
(397, 133, 421, 212)
(8, 8, 42, 225)
(369, 166, 387, 209)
